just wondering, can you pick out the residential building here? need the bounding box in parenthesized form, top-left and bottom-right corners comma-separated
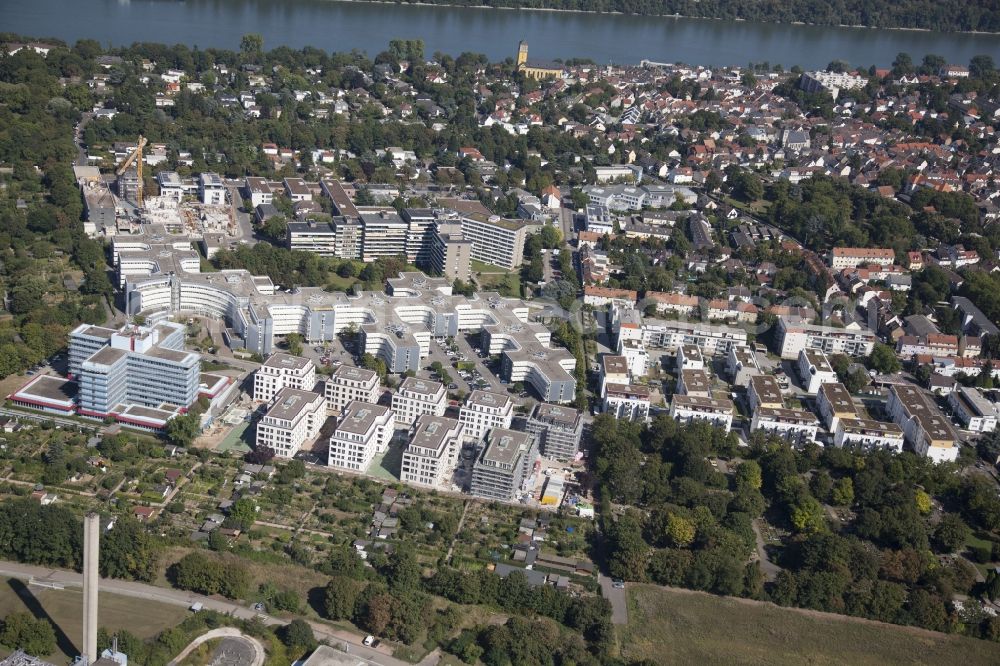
(603, 383, 651, 422)
(470, 428, 538, 501)
(834, 418, 904, 452)
(325, 365, 381, 414)
(255, 388, 326, 458)
(583, 286, 637, 308)
(887, 385, 959, 463)
(676, 344, 704, 371)
(401, 415, 464, 487)
(829, 247, 896, 270)
(392, 377, 447, 426)
(244, 177, 273, 208)
(726, 346, 761, 387)
(750, 407, 820, 445)
(627, 311, 748, 356)
(283, 177, 312, 202)
(618, 338, 649, 378)
(796, 349, 838, 394)
(816, 382, 857, 432)
(599, 355, 630, 397)
(459, 213, 530, 269)
(677, 368, 711, 398)
(585, 204, 614, 234)
(524, 403, 583, 461)
(429, 227, 473, 282)
(328, 401, 395, 470)
(800, 71, 868, 100)
(287, 220, 338, 256)
(948, 386, 997, 433)
(669, 394, 734, 433)
(361, 211, 408, 261)
(748, 375, 784, 413)
(253, 353, 316, 403)
(776, 318, 876, 359)
(198, 172, 226, 205)
(459, 390, 514, 442)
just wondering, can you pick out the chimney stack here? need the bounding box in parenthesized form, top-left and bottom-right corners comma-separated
(82, 513, 100, 664)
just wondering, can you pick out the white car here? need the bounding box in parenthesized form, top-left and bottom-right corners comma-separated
(363, 635, 375, 647)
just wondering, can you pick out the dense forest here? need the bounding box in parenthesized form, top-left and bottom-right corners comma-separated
(388, 0, 1000, 32)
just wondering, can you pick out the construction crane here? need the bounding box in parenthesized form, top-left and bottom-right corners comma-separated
(115, 134, 148, 207)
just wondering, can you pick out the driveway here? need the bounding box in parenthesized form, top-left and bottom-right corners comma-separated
(598, 573, 628, 625)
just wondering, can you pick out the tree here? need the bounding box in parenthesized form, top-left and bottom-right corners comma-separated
(735, 460, 762, 492)
(240, 34, 264, 60)
(915, 489, 932, 514)
(280, 619, 316, 654)
(664, 513, 696, 548)
(226, 497, 258, 531)
(286, 333, 304, 357)
(101, 517, 159, 581)
(830, 478, 854, 507)
(969, 54, 996, 79)
(324, 577, 365, 620)
(164, 413, 200, 447)
(867, 343, 901, 374)
(931, 514, 970, 554)
(361, 353, 388, 380)
(790, 497, 826, 535)
(0, 613, 55, 657)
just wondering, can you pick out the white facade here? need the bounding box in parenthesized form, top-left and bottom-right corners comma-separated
(199, 172, 226, 205)
(401, 415, 464, 487)
(834, 418, 904, 452)
(327, 401, 395, 471)
(829, 247, 895, 270)
(726, 346, 761, 387)
(748, 374, 785, 413)
(458, 390, 514, 442)
(796, 349, 838, 395)
(255, 388, 326, 458)
(669, 395, 734, 433)
(750, 407, 819, 445)
(676, 344, 705, 371)
(253, 353, 316, 403)
(777, 317, 876, 360)
(618, 338, 649, 378)
(392, 377, 447, 426)
(816, 382, 857, 432)
(948, 386, 998, 433)
(325, 364, 381, 414)
(603, 384, 651, 422)
(600, 355, 630, 397)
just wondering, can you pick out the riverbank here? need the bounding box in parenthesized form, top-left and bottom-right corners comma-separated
(318, 0, 1000, 35)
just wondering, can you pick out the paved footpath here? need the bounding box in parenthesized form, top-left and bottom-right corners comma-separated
(0, 560, 407, 666)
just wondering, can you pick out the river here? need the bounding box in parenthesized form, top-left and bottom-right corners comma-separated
(4, 0, 999, 68)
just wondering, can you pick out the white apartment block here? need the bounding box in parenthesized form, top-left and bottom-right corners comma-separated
(458, 390, 513, 442)
(459, 213, 529, 270)
(796, 349, 838, 395)
(244, 177, 273, 208)
(816, 382, 857, 432)
(676, 344, 705, 371)
(638, 315, 748, 356)
(948, 386, 997, 433)
(750, 407, 820, 446)
(618, 338, 649, 378)
(199, 172, 226, 206)
(400, 415, 464, 488)
(255, 388, 326, 458)
(328, 401, 395, 471)
(829, 247, 896, 270)
(726, 346, 761, 387)
(253, 353, 316, 403)
(603, 383, 651, 422)
(887, 385, 959, 463)
(600, 355, 630, 397)
(392, 377, 447, 426)
(834, 418, 904, 452)
(670, 394, 734, 433)
(325, 364, 380, 414)
(776, 317, 876, 360)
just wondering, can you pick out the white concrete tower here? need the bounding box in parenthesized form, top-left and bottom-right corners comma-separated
(82, 512, 100, 664)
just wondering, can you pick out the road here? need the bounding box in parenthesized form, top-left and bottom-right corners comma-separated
(558, 206, 577, 246)
(74, 113, 93, 166)
(597, 573, 628, 625)
(0, 560, 408, 666)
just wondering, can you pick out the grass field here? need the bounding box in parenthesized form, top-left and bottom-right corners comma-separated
(622, 584, 1000, 666)
(0, 578, 187, 662)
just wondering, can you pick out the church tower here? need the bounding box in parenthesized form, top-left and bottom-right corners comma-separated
(516, 41, 528, 69)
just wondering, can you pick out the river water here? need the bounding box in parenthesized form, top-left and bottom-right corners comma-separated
(4, 0, 998, 68)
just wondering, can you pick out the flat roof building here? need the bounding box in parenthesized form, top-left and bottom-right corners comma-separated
(392, 377, 448, 426)
(328, 401, 395, 471)
(459, 390, 514, 442)
(887, 384, 959, 463)
(253, 353, 316, 403)
(796, 349, 838, 395)
(604, 383, 651, 422)
(726, 345, 761, 387)
(834, 418, 904, 452)
(470, 428, 537, 502)
(256, 388, 326, 458)
(677, 368, 712, 398)
(524, 403, 583, 462)
(670, 394, 734, 433)
(777, 317, 876, 360)
(401, 415, 463, 488)
(748, 375, 784, 413)
(948, 386, 997, 433)
(325, 364, 381, 414)
(816, 382, 857, 432)
(750, 407, 819, 446)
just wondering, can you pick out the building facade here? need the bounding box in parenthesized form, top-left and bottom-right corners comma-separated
(470, 428, 538, 501)
(524, 403, 583, 461)
(327, 401, 395, 470)
(458, 390, 514, 442)
(400, 415, 464, 487)
(392, 377, 447, 426)
(255, 388, 326, 458)
(325, 365, 381, 414)
(253, 353, 316, 403)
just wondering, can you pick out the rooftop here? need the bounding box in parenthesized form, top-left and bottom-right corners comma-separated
(336, 400, 391, 435)
(465, 390, 512, 409)
(264, 388, 323, 422)
(263, 352, 313, 371)
(819, 382, 857, 414)
(408, 415, 462, 455)
(532, 403, 583, 429)
(481, 428, 532, 466)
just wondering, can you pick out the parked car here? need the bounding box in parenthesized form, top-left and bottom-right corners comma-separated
(363, 635, 376, 647)
(612, 579, 625, 589)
